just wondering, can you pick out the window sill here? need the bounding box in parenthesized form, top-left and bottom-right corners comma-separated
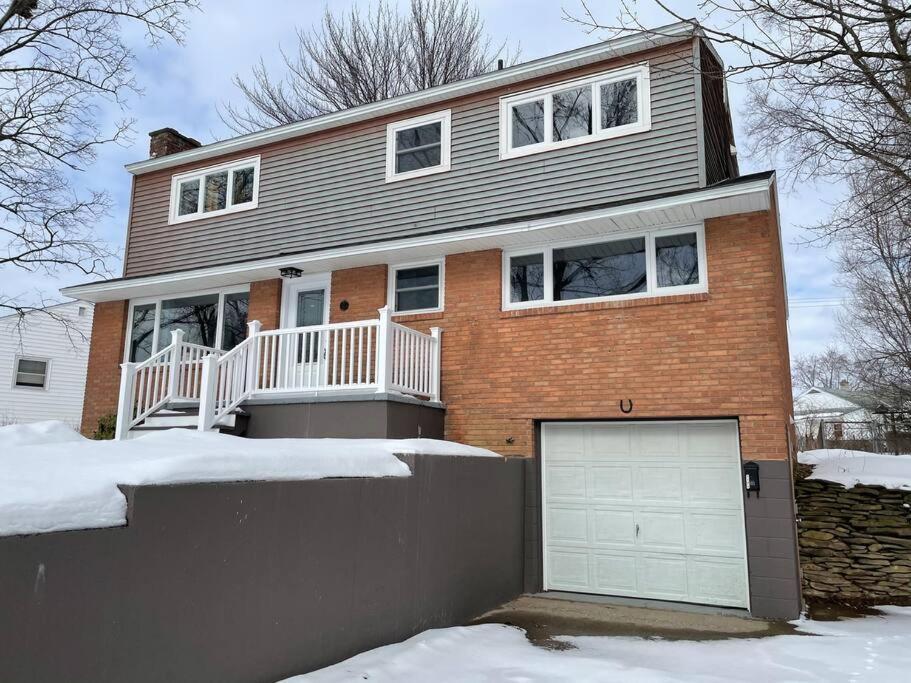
(500, 292, 709, 318)
(392, 310, 445, 323)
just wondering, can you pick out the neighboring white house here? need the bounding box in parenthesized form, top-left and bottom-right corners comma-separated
(0, 301, 94, 428)
(794, 384, 896, 446)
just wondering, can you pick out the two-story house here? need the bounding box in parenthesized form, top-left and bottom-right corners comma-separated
(63, 22, 801, 619)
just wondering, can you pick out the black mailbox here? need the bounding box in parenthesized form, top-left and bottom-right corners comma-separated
(743, 461, 760, 497)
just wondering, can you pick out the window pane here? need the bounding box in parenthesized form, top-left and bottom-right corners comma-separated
(553, 86, 592, 142)
(396, 146, 442, 173)
(395, 265, 439, 311)
(511, 100, 544, 148)
(159, 294, 219, 348)
(395, 122, 442, 174)
(203, 171, 228, 212)
(178, 179, 199, 216)
(553, 238, 647, 301)
(510, 254, 545, 302)
(129, 303, 156, 362)
(656, 232, 699, 287)
(15, 359, 47, 387)
(396, 122, 441, 150)
(296, 290, 325, 327)
(232, 167, 255, 205)
(221, 292, 249, 350)
(601, 78, 638, 129)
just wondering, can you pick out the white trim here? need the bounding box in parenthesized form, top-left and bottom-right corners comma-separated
(279, 272, 332, 329)
(502, 223, 707, 310)
(168, 156, 261, 225)
(123, 284, 250, 363)
(387, 259, 445, 315)
(63, 174, 773, 303)
(125, 22, 699, 176)
(385, 110, 451, 183)
(499, 64, 651, 160)
(12, 355, 50, 391)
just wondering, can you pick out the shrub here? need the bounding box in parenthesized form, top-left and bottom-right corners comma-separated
(92, 413, 117, 440)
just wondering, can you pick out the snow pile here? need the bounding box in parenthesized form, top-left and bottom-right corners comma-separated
(799, 449, 911, 490)
(0, 420, 87, 447)
(286, 606, 911, 682)
(0, 422, 500, 536)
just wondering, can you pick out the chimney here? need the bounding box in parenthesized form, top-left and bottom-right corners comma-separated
(148, 128, 201, 159)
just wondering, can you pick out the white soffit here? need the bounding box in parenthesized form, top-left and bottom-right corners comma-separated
(62, 176, 772, 303)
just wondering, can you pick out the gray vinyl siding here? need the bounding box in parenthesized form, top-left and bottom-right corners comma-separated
(124, 47, 700, 277)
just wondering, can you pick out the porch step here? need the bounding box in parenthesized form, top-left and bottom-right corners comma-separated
(130, 406, 248, 436)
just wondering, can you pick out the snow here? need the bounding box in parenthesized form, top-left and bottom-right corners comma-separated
(286, 606, 911, 682)
(799, 449, 911, 490)
(0, 422, 500, 537)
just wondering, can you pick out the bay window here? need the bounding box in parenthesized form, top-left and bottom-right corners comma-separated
(504, 226, 706, 309)
(126, 288, 250, 362)
(169, 157, 260, 223)
(501, 64, 650, 159)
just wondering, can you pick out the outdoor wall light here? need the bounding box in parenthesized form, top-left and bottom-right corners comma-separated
(743, 461, 761, 497)
(280, 267, 303, 278)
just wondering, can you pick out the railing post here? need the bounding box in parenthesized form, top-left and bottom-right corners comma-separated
(375, 306, 393, 394)
(115, 362, 136, 441)
(167, 328, 185, 400)
(197, 354, 218, 432)
(429, 327, 442, 403)
(246, 320, 262, 394)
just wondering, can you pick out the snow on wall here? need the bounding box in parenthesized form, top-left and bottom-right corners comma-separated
(0, 301, 93, 428)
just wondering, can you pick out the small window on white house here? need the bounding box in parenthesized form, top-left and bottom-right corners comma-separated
(391, 263, 442, 313)
(170, 157, 260, 223)
(15, 358, 48, 388)
(386, 111, 451, 182)
(501, 64, 650, 159)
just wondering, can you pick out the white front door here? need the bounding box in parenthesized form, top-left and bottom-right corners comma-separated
(281, 276, 330, 387)
(542, 420, 749, 608)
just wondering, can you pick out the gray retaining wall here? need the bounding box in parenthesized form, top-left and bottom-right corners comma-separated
(796, 472, 911, 604)
(0, 453, 525, 683)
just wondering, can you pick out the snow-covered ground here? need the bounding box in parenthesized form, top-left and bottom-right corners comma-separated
(285, 607, 911, 682)
(799, 448, 911, 490)
(0, 421, 499, 536)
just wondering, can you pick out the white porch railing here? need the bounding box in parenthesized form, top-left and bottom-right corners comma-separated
(117, 307, 441, 438)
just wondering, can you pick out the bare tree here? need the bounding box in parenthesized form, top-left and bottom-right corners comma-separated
(0, 0, 197, 326)
(221, 0, 517, 134)
(791, 345, 856, 392)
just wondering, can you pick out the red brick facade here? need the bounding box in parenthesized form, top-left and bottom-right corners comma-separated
(327, 209, 794, 461)
(80, 300, 129, 435)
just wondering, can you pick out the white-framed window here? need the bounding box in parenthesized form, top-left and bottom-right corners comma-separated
(168, 156, 261, 224)
(124, 285, 251, 362)
(14, 357, 49, 389)
(388, 259, 444, 314)
(385, 110, 451, 182)
(502, 224, 707, 310)
(499, 64, 651, 160)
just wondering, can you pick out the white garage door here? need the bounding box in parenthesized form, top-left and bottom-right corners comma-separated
(542, 421, 749, 608)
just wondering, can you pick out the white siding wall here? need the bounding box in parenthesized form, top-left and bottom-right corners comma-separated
(0, 302, 94, 428)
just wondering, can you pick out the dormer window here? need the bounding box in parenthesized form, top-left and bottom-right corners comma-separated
(169, 156, 260, 224)
(500, 64, 650, 159)
(386, 111, 451, 182)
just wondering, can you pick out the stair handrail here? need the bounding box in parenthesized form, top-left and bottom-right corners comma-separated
(199, 320, 261, 431)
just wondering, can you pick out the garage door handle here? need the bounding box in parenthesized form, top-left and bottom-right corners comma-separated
(635, 524, 640, 537)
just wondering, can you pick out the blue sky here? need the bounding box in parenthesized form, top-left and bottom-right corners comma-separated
(2, 0, 846, 357)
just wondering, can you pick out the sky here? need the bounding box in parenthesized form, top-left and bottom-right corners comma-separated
(1, 0, 848, 358)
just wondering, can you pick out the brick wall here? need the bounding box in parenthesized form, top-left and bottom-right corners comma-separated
(80, 300, 129, 436)
(248, 279, 282, 329)
(328, 209, 793, 461)
(330, 265, 387, 323)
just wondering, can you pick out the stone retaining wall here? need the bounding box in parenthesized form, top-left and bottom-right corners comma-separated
(795, 471, 911, 603)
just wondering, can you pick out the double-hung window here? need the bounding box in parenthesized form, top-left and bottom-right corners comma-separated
(386, 111, 451, 182)
(500, 64, 650, 159)
(170, 156, 260, 223)
(126, 287, 250, 362)
(14, 358, 48, 389)
(389, 261, 444, 314)
(504, 225, 706, 309)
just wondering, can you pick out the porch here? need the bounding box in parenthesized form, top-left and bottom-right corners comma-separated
(115, 307, 442, 439)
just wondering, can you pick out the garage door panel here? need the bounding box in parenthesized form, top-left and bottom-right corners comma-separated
(637, 510, 687, 552)
(590, 466, 633, 502)
(593, 552, 638, 593)
(687, 557, 748, 607)
(637, 554, 689, 600)
(684, 423, 738, 460)
(548, 550, 590, 590)
(636, 424, 682, 459)
(545, 424, 587, 460)
(590, 425, 632, 459)
(546, 465, 587, 501)
(546, 507, 589, 544)
(635, 465, 683, 504)
(592, 508, 636, 547)
(686, 511, 744, 556)
(685, 466, 743, 507)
